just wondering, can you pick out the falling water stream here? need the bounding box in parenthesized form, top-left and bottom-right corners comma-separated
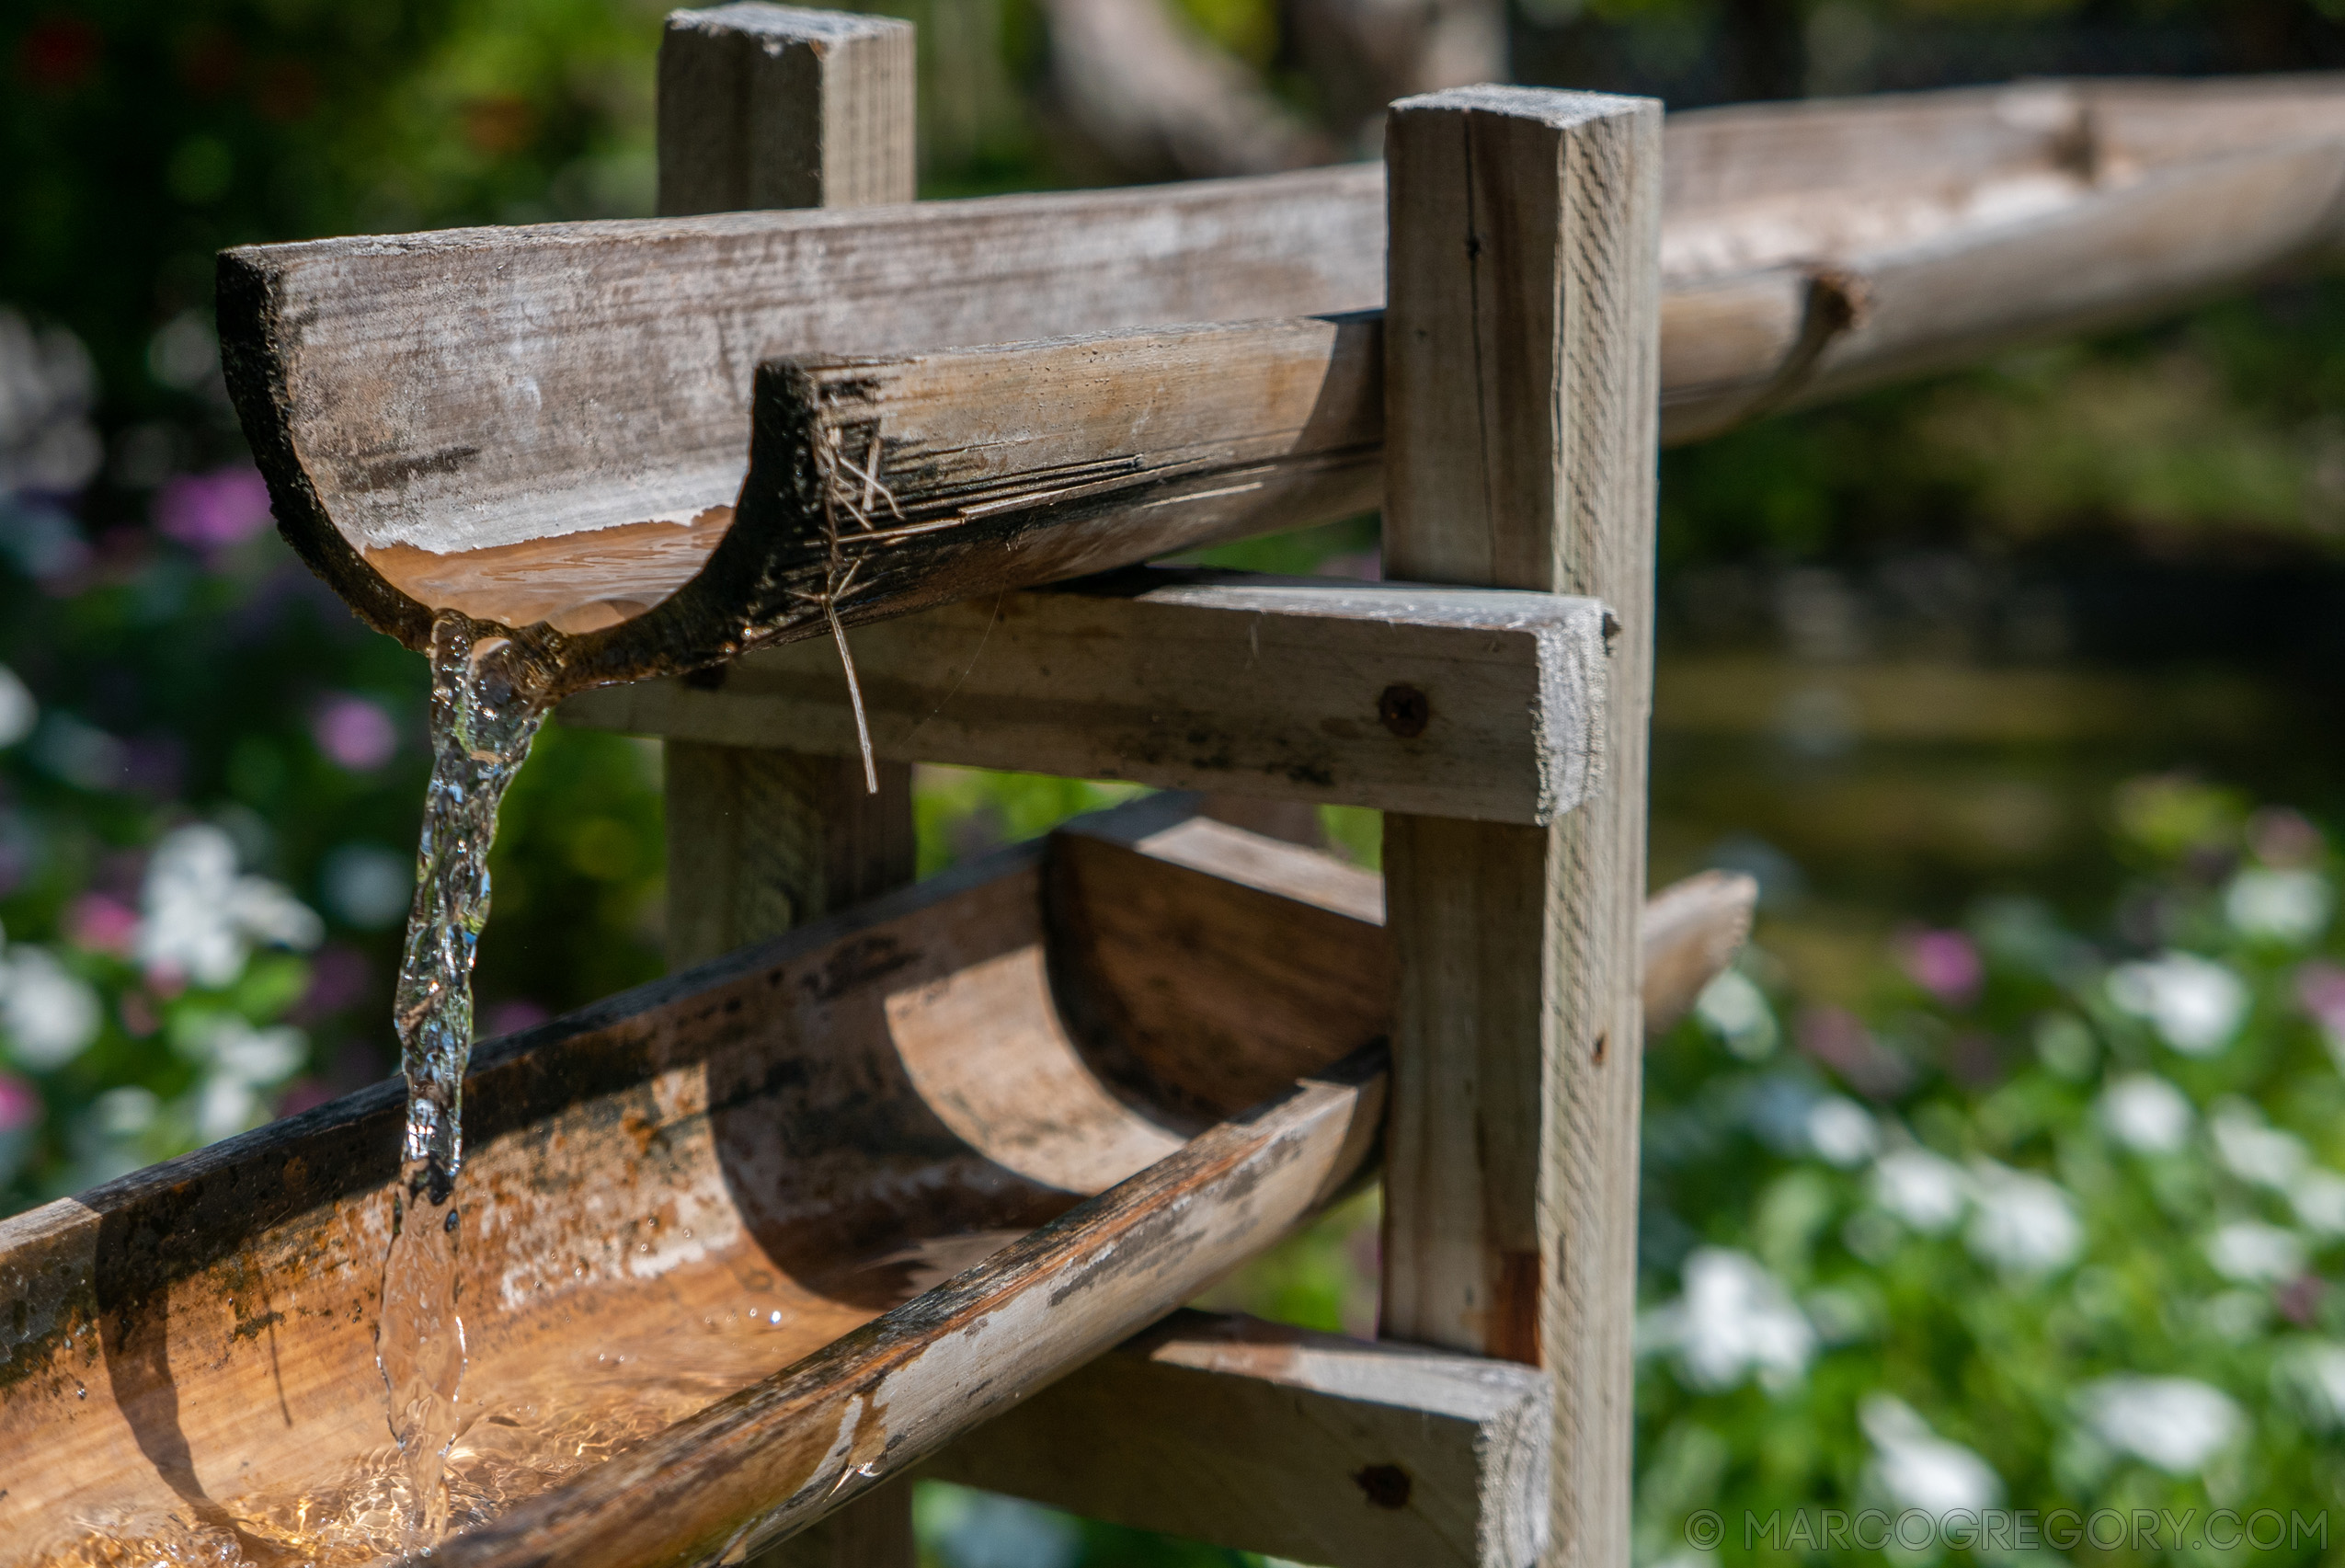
(373, 612, 555, 1544)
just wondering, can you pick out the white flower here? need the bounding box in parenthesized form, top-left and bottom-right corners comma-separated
(2077, 1376, 2243, 1475)
(137, 824, 323, 986)
(1694, 969, 1778, 1061)
(2279, 1341, 2345, 1430)
(2209, 1102, 2308, 1189)
(1646, 1247, 1814, 1393)
(91, 1085, 158, 1138)
(0, 664, 32, 749)
(2293, 1171, 2345, 1236)
(1874, 1148, 1969, 1233)
(2225, 867, 2331, 945)
(181, 1016, 306, 1144)
(2098, 1074, 2193, 1153)
(195, 1076, 261, 1142)
(1860, 1394, 2002, 1516)
(0, 942, 101, 1069)
(1966, 1160, 2082, 1275)
(2205, 1220, 2305, 1284)
(2107, 953, 2248, 1055)
(199, 1018, 306, 1085)
(1805, 1096, 1879, 1168)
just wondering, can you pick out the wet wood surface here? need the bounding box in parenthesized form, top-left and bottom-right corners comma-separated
(559, 566, 1612, 827)
(221, 74, 2345, 683)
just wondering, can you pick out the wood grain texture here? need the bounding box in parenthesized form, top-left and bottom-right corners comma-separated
(217, 161, 1386, 671)
(924, 1309, 1552, 1568)
(559, 566, 1610, 825)
(658, 6, 915, 215)
(221, 74, 2345, 685)
(0, 799, 1390, 1566)
(654, 0, 917, 1029)
(1379, 85, 1660, 1568)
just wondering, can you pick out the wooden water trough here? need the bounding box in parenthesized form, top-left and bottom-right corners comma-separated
(0, 798, 1745, 1568)
(219, 62, 2345, 691)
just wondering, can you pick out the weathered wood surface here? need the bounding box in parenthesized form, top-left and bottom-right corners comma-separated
(653, 0, 919, 1013)
(925, 1309, 1552, 1568)
(561, 566, 1610, 826)
(658, 5, 914, 216)
(218, 162, 1386, 673)
(711, 315, 1381, 653)
(1378, 86, 1659, 1568)
(221, 74, 2345, 679)
(0, 799, 1386, 1565)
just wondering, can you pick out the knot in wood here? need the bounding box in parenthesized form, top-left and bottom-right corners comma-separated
(1378, 683, 1430, 739)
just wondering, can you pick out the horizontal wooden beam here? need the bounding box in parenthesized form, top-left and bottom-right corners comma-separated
(559, 567, 1608, 825)
(923, 1309, 1551, 1568)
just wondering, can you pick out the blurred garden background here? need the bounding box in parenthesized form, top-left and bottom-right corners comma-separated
(13, 0, 2345, 1562)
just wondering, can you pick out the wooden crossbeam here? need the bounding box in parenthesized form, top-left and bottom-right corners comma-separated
(559, 566, 1610, 826)
(924, 1310, 1552, 1568)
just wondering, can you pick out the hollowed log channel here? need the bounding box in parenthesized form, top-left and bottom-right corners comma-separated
(220, 74, 2345, 693)
(0, 799, 1389, 1567)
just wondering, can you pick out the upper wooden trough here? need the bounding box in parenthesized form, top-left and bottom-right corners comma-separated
(221, 73, 2345, 692)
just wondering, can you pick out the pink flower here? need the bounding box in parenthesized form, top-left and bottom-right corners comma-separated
(2298, 960, 2345, 1034)
(0, 1072, 40, 1134)
(64, 892, 139, 956)
(275, 1079, 337, 1118)
(311, 694, 397, 772)
(485, 999, 551, 1037)
(1899, 927, 1984, 1008)
(154, 465, 273, 551)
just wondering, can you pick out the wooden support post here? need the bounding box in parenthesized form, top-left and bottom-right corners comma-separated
(1378, 86, 1662, 1568)
(656, 6, 919, 1563)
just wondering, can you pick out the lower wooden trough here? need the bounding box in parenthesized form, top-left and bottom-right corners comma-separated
(0, 800, 1394, 1568)
(0, 795, 1749, 1568)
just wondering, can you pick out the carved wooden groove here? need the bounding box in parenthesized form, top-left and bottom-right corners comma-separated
(0, 795, 1748, 1564)
(0, 800, 1381, 1565)
(221, 74, 2345, 687)
(559, 566, 1611, 827)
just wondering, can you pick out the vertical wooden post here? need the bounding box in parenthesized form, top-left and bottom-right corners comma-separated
(657, 1, 920, 974)
(657, 7, 920, 1564)
(1378, 86, 1661, 1568)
